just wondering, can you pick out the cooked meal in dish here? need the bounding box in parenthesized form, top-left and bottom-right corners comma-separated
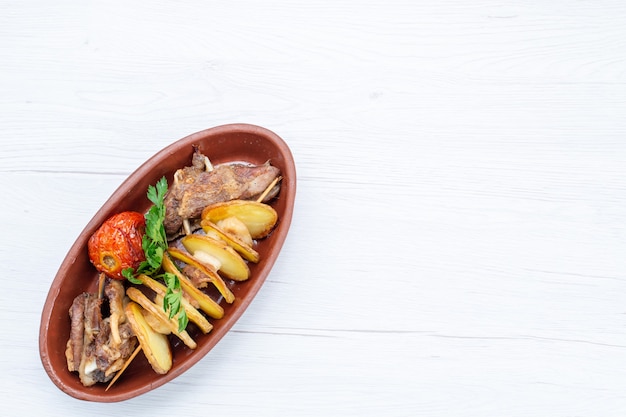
(65, 147, 282, 388)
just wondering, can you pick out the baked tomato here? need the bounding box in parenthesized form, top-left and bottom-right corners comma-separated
(88, 211, 146, 280)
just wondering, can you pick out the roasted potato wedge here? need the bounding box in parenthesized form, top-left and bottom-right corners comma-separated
(136, 274, 213, 333)
(124, 301, 172, 375)
(181, 234, 250, 280)
(142, 308, 172, 335)
(162, 252, 232, 310)
(217, 216, 253, 246)
(126, 287, 197, 349)
(201, 200, 278, 239)
(167, 247, 237, 302)
(201, 219, 259, 263)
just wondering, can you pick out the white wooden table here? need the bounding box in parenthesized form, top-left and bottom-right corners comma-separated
(2, 1, 626, 415)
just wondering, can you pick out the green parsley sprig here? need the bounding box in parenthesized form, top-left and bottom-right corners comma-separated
(123, 176, 188, 332)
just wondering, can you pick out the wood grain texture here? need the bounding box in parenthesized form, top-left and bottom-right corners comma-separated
(2, 0, 626, 415)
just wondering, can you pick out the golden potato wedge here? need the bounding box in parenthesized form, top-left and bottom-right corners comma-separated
(167, 247, 237, 302)
(216, 216, 253, 246)
(201, 219, 259, 263)
(124, 301, 172, 375)
(136, 274, 213, 333)
(126, 287, 197, 349)
(201, 200, 278, 239)
(142, 308, 172, 335)
(163, 252, 229, 310)
(181, 234, 250, 280)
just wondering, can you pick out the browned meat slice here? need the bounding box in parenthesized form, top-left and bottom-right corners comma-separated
(163, 149, 280, 236)
(182, 264, 215, 289)
(78, 293, 104, 386)
(65, 293, 87, 372)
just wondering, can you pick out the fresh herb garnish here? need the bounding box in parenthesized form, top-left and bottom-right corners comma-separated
(123, 176, 188, 332)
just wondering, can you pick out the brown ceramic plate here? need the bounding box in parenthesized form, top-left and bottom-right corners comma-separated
(39, 124, 296, 402)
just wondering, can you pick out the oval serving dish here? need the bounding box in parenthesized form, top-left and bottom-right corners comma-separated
(39, 124, 296, 402)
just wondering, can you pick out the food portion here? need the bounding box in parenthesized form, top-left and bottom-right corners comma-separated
(163, 146, 280, 237)
(124, 301, 172, 375)
(88, 212, 146, 280)
(167, 247, 236, 303)
(181, 234, 250, 281)
(135, 274, 214, 333)
(65, 278, 137, 386)
(65, 147, 282, 388)
(202, 200, 278, 239)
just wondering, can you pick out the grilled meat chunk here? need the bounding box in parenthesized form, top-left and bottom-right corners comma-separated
(65, 280, 137, 386)
(182, 264, 214, 289)
(66, 293, 87, 372)
(163, 149, 280, 236)
(78, 293, 104, 386)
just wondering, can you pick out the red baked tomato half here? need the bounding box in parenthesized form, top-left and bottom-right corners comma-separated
(87, 211, 146, 280)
